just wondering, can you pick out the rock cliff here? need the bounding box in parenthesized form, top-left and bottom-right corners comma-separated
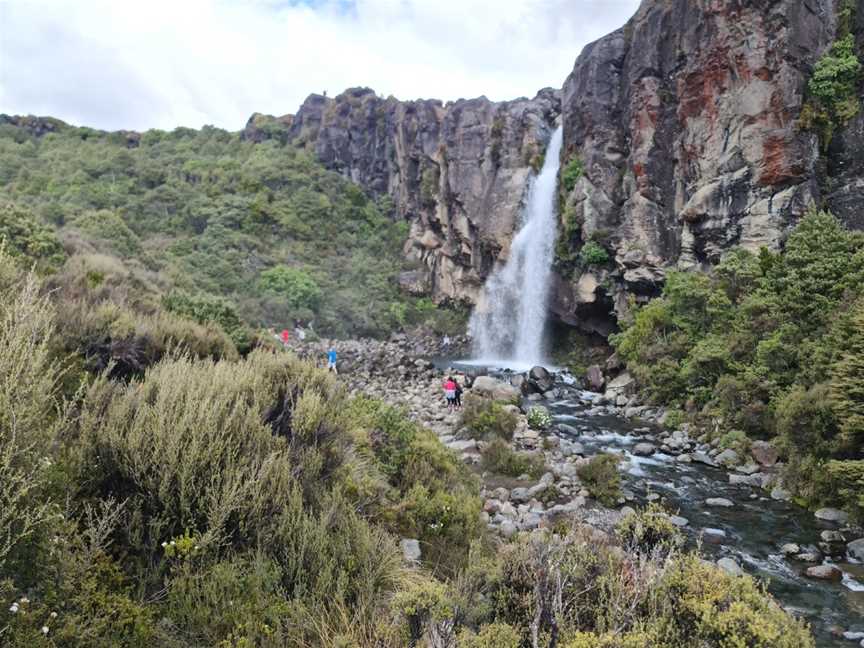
(246, 88, 561, 303)
(249, 0, 864, 334)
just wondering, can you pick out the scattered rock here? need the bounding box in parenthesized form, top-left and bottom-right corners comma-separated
(528, 366, 554, 393)
(750, 440, 779, 467)
(815, 508, 849, 524)
(585, 364, 605, 391)
(632, 442, 656, 457)
(706, 497, 735, 508)
(847, 538, 864, 561)
(717, 557, 745, 576)
(780, 543, 800, 556)
(500, 520, 517, 538)
(770, 487, 791, 502)
(400, 538, 422, 563)
(805, 564, 843, 581)
(715, 448, 740, 467)
(703, 528, 727, 544)
(668, 515, 689, 527)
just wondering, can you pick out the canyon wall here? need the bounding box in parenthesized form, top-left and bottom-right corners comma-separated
(248, 0, 864, 333)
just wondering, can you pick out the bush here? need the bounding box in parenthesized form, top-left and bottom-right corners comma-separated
(481, 439, 545, 478)
(162, 290, 252, 351)
(458, 622, 521, 648)
(579, 241, 609, 266)
(561, 156, 584, 193)
(577, 454, 622, 506)
(526, 406, 552, 430)
(0, 203, 66, 270)
(461, 395, 519, 440)
(615, 503, 682, 557)
(717, 429, 750, 456)
(259, 264, 322, 311)
(0, 250, 65, 574)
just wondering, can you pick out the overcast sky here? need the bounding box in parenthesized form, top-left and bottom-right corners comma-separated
(0, 0, 640, 132)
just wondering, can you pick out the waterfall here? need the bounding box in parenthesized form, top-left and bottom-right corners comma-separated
(468, 125, 563, 367)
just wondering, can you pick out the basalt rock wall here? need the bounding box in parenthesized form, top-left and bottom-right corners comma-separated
(248, 0, 864, 334)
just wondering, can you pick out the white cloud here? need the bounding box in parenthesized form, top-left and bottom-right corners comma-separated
(0, 0, 640, 131)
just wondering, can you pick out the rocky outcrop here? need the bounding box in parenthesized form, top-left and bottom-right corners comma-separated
(555, 0, 863, 325)
(251, 0, 864, 332)
(274, 87, 561, 303)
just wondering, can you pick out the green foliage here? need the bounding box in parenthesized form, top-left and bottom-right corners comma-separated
(0, 121, 419, 338)
(579, 240, 609, 266)
(561, 156, 584, 193)
(458, 622, 521, 648)
(615, 503, 682, 557)
(481, 439, 545, 478)
(526, 406, 552, 430)
(0, 203, 65, 270)
(803, 33, 861, 146)
(613, 211, 864, 516)
(577, 453, 622, 506)
(259, 264, 322, 311)
(163, 290, 251, 351)
(461, 395, 519, 440)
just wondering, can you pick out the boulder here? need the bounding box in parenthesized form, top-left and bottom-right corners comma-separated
(632, 443, 656, 457)
(585, 364, 605, 391)
(805, 564, 843, 581)
(750, 440, 779, 467)
(780, 543, 800, 555)
(848, 538, 864, 561)
(528, 366, 554, 393)
(770, 487, 791, 502)
(706, 497, 734, 508)
(500, 520, 518, 538)
(400, 538, 422, 563)
(715, 448, 740, 467)
(717, 557, 745, 576)
(604, 371, 635, 400)
(472, 376, 520, 403)
(815, 508, 849, 524)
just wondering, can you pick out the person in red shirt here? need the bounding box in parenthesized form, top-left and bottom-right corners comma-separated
(280, 329, 290, 347)
(443, 376, 457, 412)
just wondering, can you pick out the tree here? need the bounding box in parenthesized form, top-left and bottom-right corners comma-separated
(259, 265, 322, 311)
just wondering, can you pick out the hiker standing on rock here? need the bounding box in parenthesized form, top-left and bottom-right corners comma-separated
(454, 377, 463, 409)
(443, 376, 457, 412)
(327, 347, 338, 373)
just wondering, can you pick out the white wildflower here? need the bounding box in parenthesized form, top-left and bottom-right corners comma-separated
(9, 603, 18, 613)
(161, 541, 167, 548)
(41, 625, 49, 635)
(50, 611, 58, 618)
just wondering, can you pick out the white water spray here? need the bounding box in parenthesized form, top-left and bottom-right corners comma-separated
(468, 125, 563, 367)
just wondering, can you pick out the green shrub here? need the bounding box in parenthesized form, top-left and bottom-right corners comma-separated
(72, 210, 141, 257)
(481, 439, 545, 478)
(526, 406, 552, 430)
(162, 290, 251, 351)
(717, 429, 750, 456)
(0, 203, 66, 270)
(577, 454, 622, 506)
(259, 264, 322, 311)
(615, 503, 682, 556)
(579, 241, 609, 266)
(561, 156, 584, 193)
(0, 250, 65, 574)
(815, 460, 864, 522)
(461, 394, 519, 440)
(458, 622, 521, 648)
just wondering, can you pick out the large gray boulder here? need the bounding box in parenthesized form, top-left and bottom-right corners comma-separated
(471, 376, 520, 403)
(848, 538, 864, 561)
(585, 364, 605, 391)
(527, 366, 554, 393)
(750, 440, 779, 467)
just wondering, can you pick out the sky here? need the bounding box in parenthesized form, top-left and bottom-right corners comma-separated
(0, 0, 641, 132)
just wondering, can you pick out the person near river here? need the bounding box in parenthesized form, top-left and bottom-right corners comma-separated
(443, 376, 458, 412)
(454, 377, 463, 409)
(280, 329, 290, 346)
(327, 347, 338, 373)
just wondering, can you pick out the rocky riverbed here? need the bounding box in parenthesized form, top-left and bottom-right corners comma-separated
(299, 335, 864, 647)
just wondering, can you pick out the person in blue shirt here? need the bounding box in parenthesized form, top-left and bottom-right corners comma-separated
(327, 347, 337, 373)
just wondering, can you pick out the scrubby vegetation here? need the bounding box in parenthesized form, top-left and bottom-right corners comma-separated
(0, 117, 449, 339)
(461, 394, 520, 440)
(481, 439, 546, 478)
(577, 453, 623, 506)
(613, 211, 864, 519)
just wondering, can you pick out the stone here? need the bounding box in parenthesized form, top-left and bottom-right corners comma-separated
(632, 442, 656, 457)
(400, 538, 422, 563)
(585, 364, 605, 391)
(705, 497, 734, 508)
(735, 463, 761, 475)
(717, 557, 745, 576)
(668, 515, 689, 527)
(795, 552, 822, 563)
(528, 366, 555, 393)
(446, 439, 478, 452)
(510, 488, 531, 503)
(676, 453, 692, 463)
(770, 488, 791, 502)
(805, 565, 843, 581)
(848, 538, 864, 562)
(750, 440, 779, 467)
(500, 520, 518, 538)
(715, 449, 740, 468)
(691, 452, 718, 468)
(703, 528, 727, 543)
(821, 530, 843, 543)
(557, 423, 579, 436)
(605, 372, 635, 399)
(815, 508, 849, 524)
(780, 543, 800, 555)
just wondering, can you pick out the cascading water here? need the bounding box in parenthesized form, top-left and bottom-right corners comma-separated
(468, 125, 563, 367)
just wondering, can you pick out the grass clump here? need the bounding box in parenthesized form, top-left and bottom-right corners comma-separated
(481, 439, 545, 478)
(615, 503, 682, 557)
(461, 394, 519, 440)
(577, 453, 622, 506)
(526, 406, 552, 430)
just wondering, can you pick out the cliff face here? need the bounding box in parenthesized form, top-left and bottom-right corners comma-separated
(249, 88, 561, 303)
(250, 0, 864, 333)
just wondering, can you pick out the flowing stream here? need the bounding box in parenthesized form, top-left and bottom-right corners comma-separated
(468, 126, 563, 368)
(547, 392, 864, 648)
